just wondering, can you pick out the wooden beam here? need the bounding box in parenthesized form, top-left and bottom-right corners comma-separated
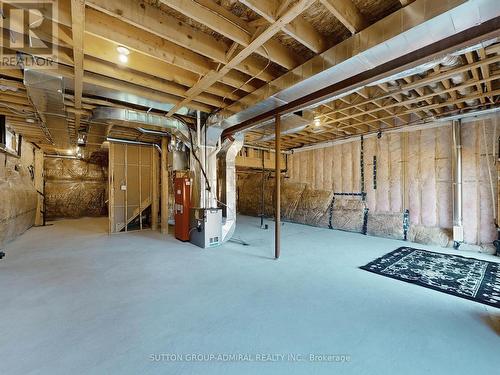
(51, 62, 215, 113)
(161, 137, 169, 235)
(317, 54, 500, 119)
(70, 0, 85, 144)
(331, 87, 500, 131)
(152, 146, 159, 231)
(34, 148, 44, 226)
(166, 0, 316, 116)
(82, 34, 242, 100)
(160, 0, 301, 67)
(319, 0, 367, 34)
(85, 0, 290, 76)
(322, 75, 499, 126)
(82, 57, 228, 108)
(240, 0, 326, 53)
(108, 142, 115, 234)
(2, 18, 237, 110)
(84, 7, 273, 86)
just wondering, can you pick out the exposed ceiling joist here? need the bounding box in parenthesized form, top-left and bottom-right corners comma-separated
(165, 0, 317, 116)
(81, 7, 272, 89)
(85, 0, 291, 75)
(159, 0, 302, 68)
(81, 34, 242, 100)
(0, 21, 229, 113)
(319, 0, 367, 34)
(239, 0, 326, 53)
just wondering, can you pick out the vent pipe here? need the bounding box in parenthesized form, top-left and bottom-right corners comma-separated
(452, 119, 463, 247)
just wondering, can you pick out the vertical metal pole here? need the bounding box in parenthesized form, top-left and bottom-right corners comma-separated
(161, 137, 169, 234)
(261, 150, 265, 228)
(275, 114, 281, 259)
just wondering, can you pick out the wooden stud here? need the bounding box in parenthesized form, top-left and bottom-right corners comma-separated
(161, 137, 169, 234)
(108, 142, 115, 234)
(34, 148, 44, 226)
(152, 147, 159, 231)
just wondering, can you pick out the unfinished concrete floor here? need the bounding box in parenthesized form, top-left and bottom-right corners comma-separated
(0, 216, 499, 375)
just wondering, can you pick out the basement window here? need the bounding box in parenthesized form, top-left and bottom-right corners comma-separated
(0, 116, 21, 157)
(0, 115, 5, 148)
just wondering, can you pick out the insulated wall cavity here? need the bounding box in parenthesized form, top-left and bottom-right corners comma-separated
(284, 117, 499, 246)
(44, 158, 108, 219)
(0, 141, 37, 246)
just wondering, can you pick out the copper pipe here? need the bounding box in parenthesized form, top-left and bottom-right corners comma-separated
(275, 114, 281, 259)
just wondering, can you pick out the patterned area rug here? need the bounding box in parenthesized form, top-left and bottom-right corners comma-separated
(360, 247, 500, 308)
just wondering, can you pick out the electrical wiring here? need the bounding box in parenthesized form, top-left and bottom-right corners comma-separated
(172, 114, 212, 194)
(0, 102, 35, 116)
(216, 45, 272, 113)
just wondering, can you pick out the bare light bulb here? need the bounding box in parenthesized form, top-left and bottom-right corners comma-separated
(118, 53, 128, 64)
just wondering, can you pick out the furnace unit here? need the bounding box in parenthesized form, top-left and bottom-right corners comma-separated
(174, 172, 191, 241)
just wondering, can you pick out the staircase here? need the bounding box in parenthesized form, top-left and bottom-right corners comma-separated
(116, 197, 152, 232)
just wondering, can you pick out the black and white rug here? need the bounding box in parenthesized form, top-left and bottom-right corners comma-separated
(360, 247, 500, 308)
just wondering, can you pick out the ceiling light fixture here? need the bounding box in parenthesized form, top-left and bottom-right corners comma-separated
(313, 117, 321, 127)
(116, 45, 130, 64)
(118, 53, 128, 64)
(116, 46, 130, 56)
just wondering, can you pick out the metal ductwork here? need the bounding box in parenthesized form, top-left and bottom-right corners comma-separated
(91, 107, 190, 145)
(24, 69, 71, 148)
(220, 0, 500, 130)
(253, 113, 310, 142)
(452, 119, 464, 247)
(217, 135, 244, 243)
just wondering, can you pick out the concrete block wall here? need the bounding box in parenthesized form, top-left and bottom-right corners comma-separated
(287, 116, 499, 246)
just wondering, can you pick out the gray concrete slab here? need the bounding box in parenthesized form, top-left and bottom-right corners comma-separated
(1, 216, 498, 375)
